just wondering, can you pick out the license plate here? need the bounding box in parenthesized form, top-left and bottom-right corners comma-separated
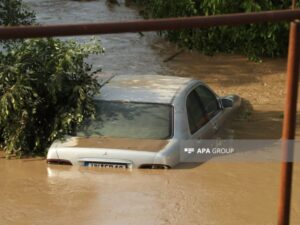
(83, 161, 128, 169)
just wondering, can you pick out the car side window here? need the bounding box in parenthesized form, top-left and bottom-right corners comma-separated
(195, 85, 220, 119)
(186, 90, 208, 134)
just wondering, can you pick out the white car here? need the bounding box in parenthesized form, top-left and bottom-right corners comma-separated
(47, 74, 241, 169)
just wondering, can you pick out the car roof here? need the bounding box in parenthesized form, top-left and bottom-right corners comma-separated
(93, 74, 196, 104)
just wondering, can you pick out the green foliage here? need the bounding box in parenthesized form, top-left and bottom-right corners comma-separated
(133, 0, 293, 60)
(0, 38, 103, 157)
(0, 0, 35, 26)
(0, 0, 36, 49)
(0, 0, 104, 157)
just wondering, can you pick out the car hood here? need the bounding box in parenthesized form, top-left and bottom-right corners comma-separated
(54, 136, 170, 153)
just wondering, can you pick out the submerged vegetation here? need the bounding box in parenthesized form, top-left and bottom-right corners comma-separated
(132, 0, 292, 61)
(0, 0, 103, 157)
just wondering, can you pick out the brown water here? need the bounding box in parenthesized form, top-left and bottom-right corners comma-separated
(1, 158, 300, 225)
(1, 0, 300, 224)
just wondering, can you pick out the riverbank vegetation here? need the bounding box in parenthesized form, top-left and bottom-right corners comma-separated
(0, 0, 103, 157)
(131, 0, 292, 61)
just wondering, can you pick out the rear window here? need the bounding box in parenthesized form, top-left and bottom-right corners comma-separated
(77, 100, 173, 139)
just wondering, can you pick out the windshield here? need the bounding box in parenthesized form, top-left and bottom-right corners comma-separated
(77, 100, 173, 139)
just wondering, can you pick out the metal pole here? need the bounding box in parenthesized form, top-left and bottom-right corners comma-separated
(277, 21, 300, 225)
(1, 9, 300, 39)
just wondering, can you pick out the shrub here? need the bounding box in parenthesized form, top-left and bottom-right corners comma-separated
(0, 1, 104, 157)
(0, 0, 104, 157)
(0, 0, 36, 49)
(132, 0, 292, 60)
(0, 0, 35, 26)
(0, 38, 103, 157)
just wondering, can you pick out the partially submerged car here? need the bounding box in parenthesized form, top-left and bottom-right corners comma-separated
(47, 74, 241, 169)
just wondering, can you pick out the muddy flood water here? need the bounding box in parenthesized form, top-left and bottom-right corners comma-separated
(1, 0, 300, 225)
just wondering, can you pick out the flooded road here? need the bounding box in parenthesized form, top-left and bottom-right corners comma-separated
(24, 0, 166, 75)
(1, 0, 300, 224)
(1, 157, 300, 225)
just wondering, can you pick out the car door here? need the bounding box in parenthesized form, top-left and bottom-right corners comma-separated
(186, 88, 214, 139)
(194, 85, 224, 136)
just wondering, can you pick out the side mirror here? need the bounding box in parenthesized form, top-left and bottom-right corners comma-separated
(221, 98, 233, 108)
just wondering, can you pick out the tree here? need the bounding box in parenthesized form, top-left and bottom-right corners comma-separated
(0, 0, 104, 157)
(132, 0, 291, 61)
(0, 0, 35, 26)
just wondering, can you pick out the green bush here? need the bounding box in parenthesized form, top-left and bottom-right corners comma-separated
(133, 0, 292, 60)
(0, 38, 103, 157)
(0, 0, 36, 49)
(0, 0, 104, 157)
(0, 0, 35, 26)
